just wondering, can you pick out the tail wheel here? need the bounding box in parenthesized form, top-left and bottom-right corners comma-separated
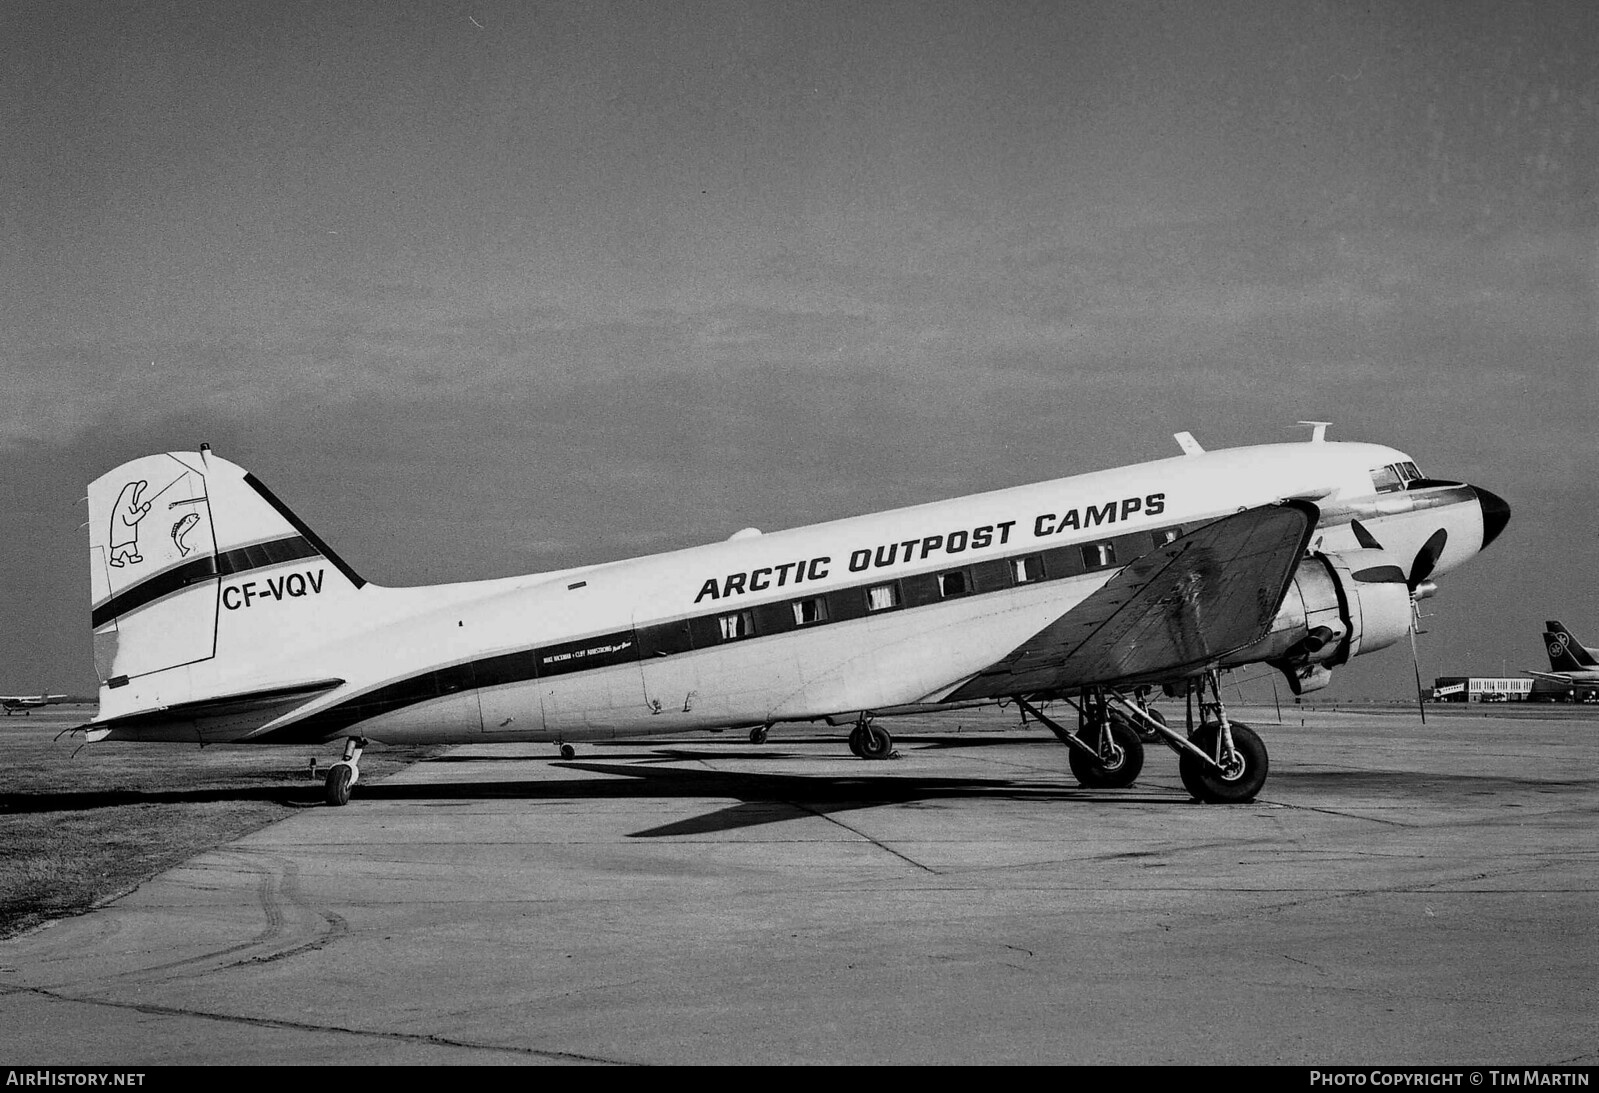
(324, 762, 354, 807)
(857, 723, 893, 760)
(1179, 721, 1268, 803)
(1067, 716, 1144, 788)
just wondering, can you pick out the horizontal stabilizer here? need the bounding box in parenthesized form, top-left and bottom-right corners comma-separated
(82, 678, 345, 739)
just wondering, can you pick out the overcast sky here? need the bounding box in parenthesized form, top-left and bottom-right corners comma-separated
(3, 1, 1594, 702)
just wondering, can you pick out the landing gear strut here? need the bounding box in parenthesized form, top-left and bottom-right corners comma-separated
(1017, 694, 1143, 789)
(847, 714, 894, 760)
(324, 736, 365, 806)
(1146, 671, 1269, 804)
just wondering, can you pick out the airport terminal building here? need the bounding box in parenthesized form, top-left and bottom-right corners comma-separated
(1431, 677, 1534, 702)
(1432, 676, 1599, 702)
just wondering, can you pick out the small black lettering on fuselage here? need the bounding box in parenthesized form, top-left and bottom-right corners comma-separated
(223, 567, 326, 610)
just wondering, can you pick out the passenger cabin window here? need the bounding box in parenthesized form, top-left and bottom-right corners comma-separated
(1081, 542, 1116, 569)
(792, 596, 828, 626)
(718, 611, 755, 641)
(938, 570, 969, 597)
(867, 583, 900, 612)
(1012, 555, 1044, 584)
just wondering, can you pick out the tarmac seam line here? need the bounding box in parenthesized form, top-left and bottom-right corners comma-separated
(0, 983, 635, 1065)
(786, 800, 941, 874)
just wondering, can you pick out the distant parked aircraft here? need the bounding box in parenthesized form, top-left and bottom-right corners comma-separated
(2, 694, 69, 716)
(1527, 620, 1599, 690)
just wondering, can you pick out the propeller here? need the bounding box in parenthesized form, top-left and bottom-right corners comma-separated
(1354, 522, 1448, 722)
(1408, 529, 1447, 590)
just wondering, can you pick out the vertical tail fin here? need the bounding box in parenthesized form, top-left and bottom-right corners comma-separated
(89, 449, 366, 711)
(1543, 621, 1598, 672)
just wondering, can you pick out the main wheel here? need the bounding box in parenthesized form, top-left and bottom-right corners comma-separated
(324, 762, 354, 807)
(847, 725, 865, 757)
(1179, 721, 1268, 803)
(857, 723, 893, 760)
(1067, 716, 1144, 788)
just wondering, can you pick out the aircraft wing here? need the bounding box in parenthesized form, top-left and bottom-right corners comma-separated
(945, 501, 1317, 701)
(1525, 670, 1580, 685)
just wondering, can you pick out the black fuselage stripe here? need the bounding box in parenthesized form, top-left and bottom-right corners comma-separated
(92, 535, 319, 628)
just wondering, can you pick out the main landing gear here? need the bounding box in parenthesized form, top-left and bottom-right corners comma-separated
(324, 736, 365, 806)
(1017, 694, 1144, 789)
(1100, 672, 1268, 803)
(847, 714, 895, 760)
(1020, 671, 1269, 802)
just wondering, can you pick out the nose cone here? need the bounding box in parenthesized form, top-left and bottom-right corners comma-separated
(1474, 486, 1511, 550)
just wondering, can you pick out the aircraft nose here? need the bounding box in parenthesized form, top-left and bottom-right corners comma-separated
(1473, 486, 1511, 550)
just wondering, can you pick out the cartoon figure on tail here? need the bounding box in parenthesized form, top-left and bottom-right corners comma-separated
(108, 480, 151, 568)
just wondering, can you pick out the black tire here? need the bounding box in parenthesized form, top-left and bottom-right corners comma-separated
(559, 743, 575, 760)
(857, 723, 893, 760)
(324, 763, 353, 807)
(750, 725, 769, 745)
(1179, 721, 1268, 803)
(1067, 716, 1144, 788)
(847, 725, 865, 757)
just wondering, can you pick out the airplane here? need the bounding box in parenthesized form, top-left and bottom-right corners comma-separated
(76, 428, 1508, 806)
(1526, 620, 1599, 692)
(2, 694, 69, 716)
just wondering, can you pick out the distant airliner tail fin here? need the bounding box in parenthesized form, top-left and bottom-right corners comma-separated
(1543, 621, 1598, 672)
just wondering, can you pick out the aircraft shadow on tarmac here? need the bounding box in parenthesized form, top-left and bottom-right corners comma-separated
(363, 759, 1187, 837)
(10, 751, 1587, 830)
(0, 755, 1158, 831)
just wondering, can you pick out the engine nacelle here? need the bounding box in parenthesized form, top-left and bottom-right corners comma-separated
(1222, 548, 1414, 694)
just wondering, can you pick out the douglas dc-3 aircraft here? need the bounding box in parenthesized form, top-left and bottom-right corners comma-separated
(2, 694, 69, 715)
(78, 428, 1508, 806)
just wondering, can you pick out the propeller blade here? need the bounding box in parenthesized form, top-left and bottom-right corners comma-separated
(1350, 519, 1382, 549)
(1409, 528, 1448, 590)
(1409, 619, 1428, 725)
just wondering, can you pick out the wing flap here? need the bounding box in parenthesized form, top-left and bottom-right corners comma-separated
(946, 502, 1317, 700)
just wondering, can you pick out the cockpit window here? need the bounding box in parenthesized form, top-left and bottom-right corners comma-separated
(1370, 461, 1424, 493)
(1370, 465, 1403, 493)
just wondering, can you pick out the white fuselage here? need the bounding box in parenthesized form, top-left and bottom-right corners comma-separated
(92, 441, 1497, 745)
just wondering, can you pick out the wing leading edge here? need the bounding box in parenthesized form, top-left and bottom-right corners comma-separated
(945, 501, 1319, 701)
